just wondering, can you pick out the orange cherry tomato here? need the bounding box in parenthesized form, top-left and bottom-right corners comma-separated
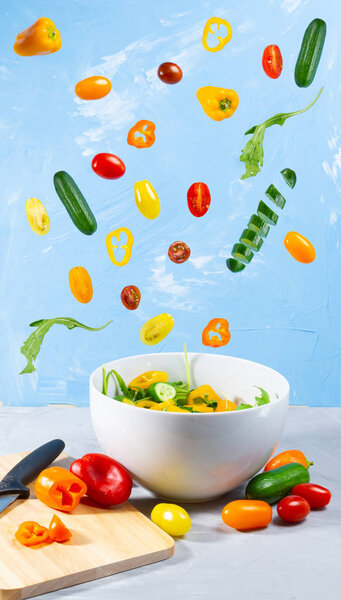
(222, 500, 272, 530)
(75, 76, 112, 100)
(69, 267, 93, 303)
(48, 515, 72, 542)
(284, 231, 316, 263)
(264, 449, 311, 471)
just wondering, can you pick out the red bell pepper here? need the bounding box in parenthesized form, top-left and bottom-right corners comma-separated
(70, 453, 133, 506)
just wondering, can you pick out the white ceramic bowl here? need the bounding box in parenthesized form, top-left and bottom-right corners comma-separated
(90, 353, 289, 502)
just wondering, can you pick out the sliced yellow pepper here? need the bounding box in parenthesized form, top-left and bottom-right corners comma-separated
(14, 18, 62, 56)
(140, 313, 174, 346)
(26, 198, 50, 235)
(150, 399, 175, 410)
(196, 87, 239, 121)
(106, 227, 133, 266)
(192, 405, 214, 413)
(165, 405, 188, 413)
(122, 398, 135, 405)
(187, 385, 221, 405)
(135, 400, 159, 409)
(134, 180, 160, 220)
(129, 371, 169, 390)
(202, 17, 232, 53)
(215, 398, 237, 412)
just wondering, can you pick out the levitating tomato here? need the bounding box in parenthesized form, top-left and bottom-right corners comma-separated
(187, 182, 211, 217)
(284, 231, 316, 263)
(69, 267, 93, 303)
(277, 495, 310, 523)
(168, 241, 191, 264)
(291, 483, 331, 509)
(157, 62, 182, 84)
(92, 153, 125, 179)
(262, 45, 283, 79)
(121, 285, 141, 310)
(75, 76, 112, 100)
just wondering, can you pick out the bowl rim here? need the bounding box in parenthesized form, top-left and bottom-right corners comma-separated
(90, 351, 290, 417)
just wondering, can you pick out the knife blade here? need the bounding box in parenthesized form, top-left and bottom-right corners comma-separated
(0, 439, 65, 516)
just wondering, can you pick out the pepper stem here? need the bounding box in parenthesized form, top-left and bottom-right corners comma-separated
(48, 26, 56, 40)
(219, 97, 231, 112)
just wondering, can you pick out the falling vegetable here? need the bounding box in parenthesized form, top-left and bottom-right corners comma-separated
(202, 17, 232, 52)
(284, 231, 316, 263)
(134, 180, 160, 219)
(20, 317, 112, 374)
(187, 182, 211, 217)
(127, 120, 156, 148)
(13, 18, 62, 56)
(196, 87, 239, 121)
(106, 227, 134, 266)
(262, 45, 283, 79)
(26, 198, 50, 235)
(121, 285, 141, 310)
(202, 318, 231, 348)
(53, 171, 97, 235)
(140, 313, 174, 345)
(91, 153, 126, 179)
(280, 168, 297, 189)
(75, 76, 112, 100)
(157, 62, 182, 84)
(69, 267, 93, 304)
(240, 87, 323, 179)
(294, 19, 326, 88)
(168, 241, 191, 264)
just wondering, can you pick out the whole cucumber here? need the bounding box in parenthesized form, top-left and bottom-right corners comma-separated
(295, 18, 326, 88)
(54, 171, 97, 235)
(245, 463, 310, 504)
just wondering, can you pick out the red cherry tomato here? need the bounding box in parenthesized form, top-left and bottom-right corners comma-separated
(121, 285, 141, 310)
(168, 241, 191, 264)
(187, 182, 211, 217)
(291, 483, 331, 509)
(157, 62, 182, 84)
(92, 153, 126, 179)
(277, 495, 310, 523)
(262, 45, 283, 79)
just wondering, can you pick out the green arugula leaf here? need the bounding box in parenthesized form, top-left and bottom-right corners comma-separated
(255, 386, 270, 406)
(21, 317, 112, 374)
(240, 87, 323, 180)
(235, 403, 253, 410)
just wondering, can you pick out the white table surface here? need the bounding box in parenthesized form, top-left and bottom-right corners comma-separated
(0, 406, 340, 600)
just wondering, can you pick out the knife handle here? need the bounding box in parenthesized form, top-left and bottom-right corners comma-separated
(0, 439, 65, 499)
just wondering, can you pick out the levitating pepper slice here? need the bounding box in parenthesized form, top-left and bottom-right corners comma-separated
(106, 228, 134, 266)
(127, 120, 155, 148)
(13, 18, 62, 56)
(196, 87, 239, 121)
(48, 515, 72, 542)
(26, 198, 50, 235)
(134, 180, 160, 219)
(202, 318, 231, 347)
(15, 521, 49, 546)
(202, 17, 232, 52)
(34, 466, 87, 512)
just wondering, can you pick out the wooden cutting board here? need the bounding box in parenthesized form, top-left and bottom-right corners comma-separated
(0, 452, 174, 600)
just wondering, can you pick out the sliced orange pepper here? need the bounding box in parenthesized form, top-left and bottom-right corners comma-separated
(14, 18, 62, 56)
(15, 521, 49, 546)
(127, 120, 156, 148)
(150, 399, 175, 410)
(215, 398, 236, 412)
(202, 318, 231, 347)
(48, 514, 72, 542)
(34, 466, 87, 512)
(187, 384, 220, 405)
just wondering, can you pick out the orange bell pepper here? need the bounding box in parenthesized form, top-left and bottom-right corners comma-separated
(215, 398, 236, 412)
(127, 120, 156, 148)
(14, 18, 62, 56)
(202, 318, 231, 347)
(264, 450, 312, 472)
(196, 87, 239, 121)
(34, 466, 87, 512)
(15, 521, 49, 547)
(48, 514, 72, 542)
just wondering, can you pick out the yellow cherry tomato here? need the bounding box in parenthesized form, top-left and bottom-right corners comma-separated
(134, 180, 160, 219)
(26, 198, 50, 235)
(284, 231, 316, 263)
(140, 313, 174, 345)
(68, 267, 93, 303)
(129, 371, 168, 390)
(151, 503, 191, 537)
(75, 76, 112, 100)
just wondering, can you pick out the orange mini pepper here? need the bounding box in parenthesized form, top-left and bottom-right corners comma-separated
(264, 449, 312, 472)
(34, 466, 87, 512)
(48, 514, 72, 542)
(127, 120, 156, 148)
(69, 266, 93, 304)
(202, 318, 231, 347)
(14, 18, 62, 56)
(196, 87, 239, 121)
(15, 521, 49, 547)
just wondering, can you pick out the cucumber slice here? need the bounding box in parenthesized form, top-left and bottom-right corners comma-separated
(226, 258, 246, 273)
(149, 382, 176, 403)
(281, 168, 297, 189)
(232, 243, 254, 264)
(240, 229, 263, 252)
(248, 214, 270, 238)
(265, 184, 286, 209)
(257, 201, 278, 226)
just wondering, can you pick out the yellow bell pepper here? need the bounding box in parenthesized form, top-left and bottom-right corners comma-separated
(14, 18, 62, 56)
(192, 405, 214, 413)
(140, 314, 174, 346)
(196, 87, 239, 121)
(165, 405, 188, 413)
(106, 227, 133, 266)
(187, 385, 221, 405)
(122, 398, 135, 405)
(134, 180, 160, 220)
(129, 371, 168, 390)
(202, 17, 232, 53)
(26, 198, 50, 235)
(150, 399, 175, 410)
(135, 400, 158, 409)
(215, 398, 237, 412)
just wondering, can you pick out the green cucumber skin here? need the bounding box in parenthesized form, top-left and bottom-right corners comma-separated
(54, 171, 97, 235)
(240, 228, 263, 252)
(248, 214, 270, 238)
(232, 243, 254, 264)
(265, 184, 286, 210)
(226, 258, 246, 273)
(295, 18, 326, 88)
(257, 201, 278, 226)
(281, 168, 297, 189)
(245, 463, 310, 505)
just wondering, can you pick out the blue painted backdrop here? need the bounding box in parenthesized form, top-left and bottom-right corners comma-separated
(0, 0, 340, 406)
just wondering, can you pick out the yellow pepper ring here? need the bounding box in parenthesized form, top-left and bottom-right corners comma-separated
(202, 17, 232, 53)
(106, 227, 134, 267)
(129, 371, 169, 390)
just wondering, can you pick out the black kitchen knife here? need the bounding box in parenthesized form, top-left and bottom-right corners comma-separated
(0, 439, 65, 515)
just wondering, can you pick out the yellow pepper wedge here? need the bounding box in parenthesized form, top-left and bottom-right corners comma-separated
(187, 385, 221, 405)
(134, 180, 160, 220)
(150, 399, 175, 410)
(192, 405, 214, 413)
(129, 371, 168, 390)
(165, 405, 189, 413)
(122, 398, 135, 405)
(26, 198, 50, 235)
(14, 18, 62, 56)
(202, 17, 232, 53)
(140, 314, 174, 346)
(135, 400, 159, 409)
(106, 227, 133, 266)
(196, 87, 239, 121)
(215, 398, 237, 412)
